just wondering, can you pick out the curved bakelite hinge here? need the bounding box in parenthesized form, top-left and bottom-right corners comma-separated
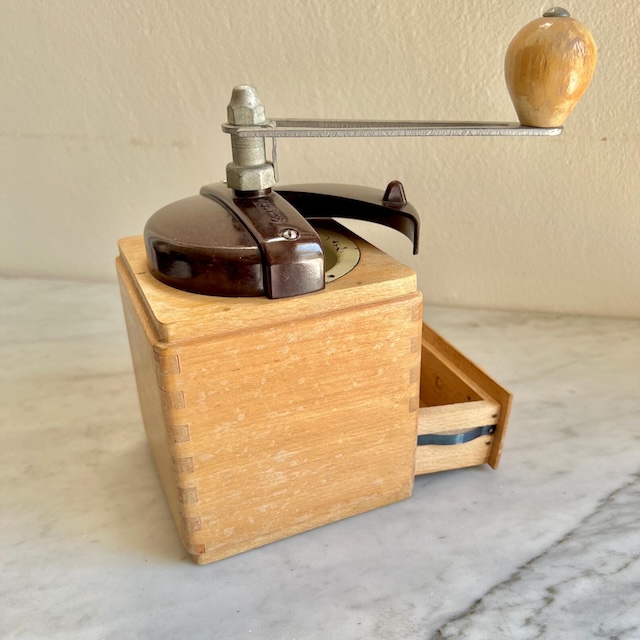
(200, 183, 324, 299)
(275, 181, 420, 255)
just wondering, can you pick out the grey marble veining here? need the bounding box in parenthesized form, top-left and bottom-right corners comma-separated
(435, 471, 640, 639)
(1, 278, 639, 639)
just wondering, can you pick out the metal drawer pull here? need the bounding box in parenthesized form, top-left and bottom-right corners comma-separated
(417, 425, 496, 446)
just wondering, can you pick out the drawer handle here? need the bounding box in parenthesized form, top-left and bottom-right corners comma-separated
(417, 425, 496, 446)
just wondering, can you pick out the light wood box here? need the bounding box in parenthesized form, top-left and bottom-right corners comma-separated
(117, 227, 511, 565)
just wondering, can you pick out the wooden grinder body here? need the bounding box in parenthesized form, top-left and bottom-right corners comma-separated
(117, 228, 423, 564)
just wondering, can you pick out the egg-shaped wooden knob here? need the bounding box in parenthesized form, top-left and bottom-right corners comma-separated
(505, 8, 597, 127)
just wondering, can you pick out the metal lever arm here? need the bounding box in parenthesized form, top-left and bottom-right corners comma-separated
(222, 119, 563, 139)
(276, 181, 420, 255)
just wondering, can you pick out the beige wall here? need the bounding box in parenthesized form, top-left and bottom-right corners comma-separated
(2, 1, 638, 317)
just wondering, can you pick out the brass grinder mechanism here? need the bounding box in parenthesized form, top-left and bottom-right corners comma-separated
(145, 8, 596, 299)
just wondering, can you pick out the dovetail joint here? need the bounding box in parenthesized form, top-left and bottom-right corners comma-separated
(155, 354, 182, 390)
(162, 390, 185, 411)
(170, 424, 191, 443)
(178, 487, 198, 504)
(173, 456, 195, 474)
(185, 517, 203, 532)
(159, 354, 181, 375)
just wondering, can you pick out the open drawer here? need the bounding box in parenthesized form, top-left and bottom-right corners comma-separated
(416, 323, 513, 475)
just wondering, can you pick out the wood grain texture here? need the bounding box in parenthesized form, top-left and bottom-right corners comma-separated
(118, 231, 418, 343)
(415, 326, 512, 475)
(117, 258, 205, 556)
(118, 226, 512, 563)
(419, 342, 483, 407)
(505, 15, 597, 127)
(418, 401, 500, 435)
(416, 401, 499, 475)
(118, 229, 422, 564)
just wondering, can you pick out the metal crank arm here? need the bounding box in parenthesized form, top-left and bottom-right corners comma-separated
(222, 119, 563, 139)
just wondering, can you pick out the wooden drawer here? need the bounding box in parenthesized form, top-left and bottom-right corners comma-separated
(416, 323, 512, 475)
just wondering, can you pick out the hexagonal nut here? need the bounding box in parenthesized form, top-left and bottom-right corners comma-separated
(227, 85, 266, 125)
(227, 104, 266, 125)
(226, 162, 275, 191)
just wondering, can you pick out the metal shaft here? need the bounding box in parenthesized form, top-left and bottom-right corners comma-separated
(225, 85, 276, 191)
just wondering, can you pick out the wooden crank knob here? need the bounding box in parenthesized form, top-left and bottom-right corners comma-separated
(505, 8, 597, 127)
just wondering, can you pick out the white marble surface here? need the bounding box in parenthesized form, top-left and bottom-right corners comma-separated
(1, 278, 639, 640)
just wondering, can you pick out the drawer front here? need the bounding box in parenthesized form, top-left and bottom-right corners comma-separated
(416, 323, 512, 475)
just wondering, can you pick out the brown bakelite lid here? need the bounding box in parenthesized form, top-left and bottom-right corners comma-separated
(144, 181, 419, 299)
(145, 183, 325, 299)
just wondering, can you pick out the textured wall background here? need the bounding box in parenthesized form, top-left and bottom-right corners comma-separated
(2, 1, 638, 317)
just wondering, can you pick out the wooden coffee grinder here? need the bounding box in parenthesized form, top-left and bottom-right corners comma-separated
(117, 9, 596, 564)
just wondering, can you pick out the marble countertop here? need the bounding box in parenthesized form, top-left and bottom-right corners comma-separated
(2, 278, 639, 639)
